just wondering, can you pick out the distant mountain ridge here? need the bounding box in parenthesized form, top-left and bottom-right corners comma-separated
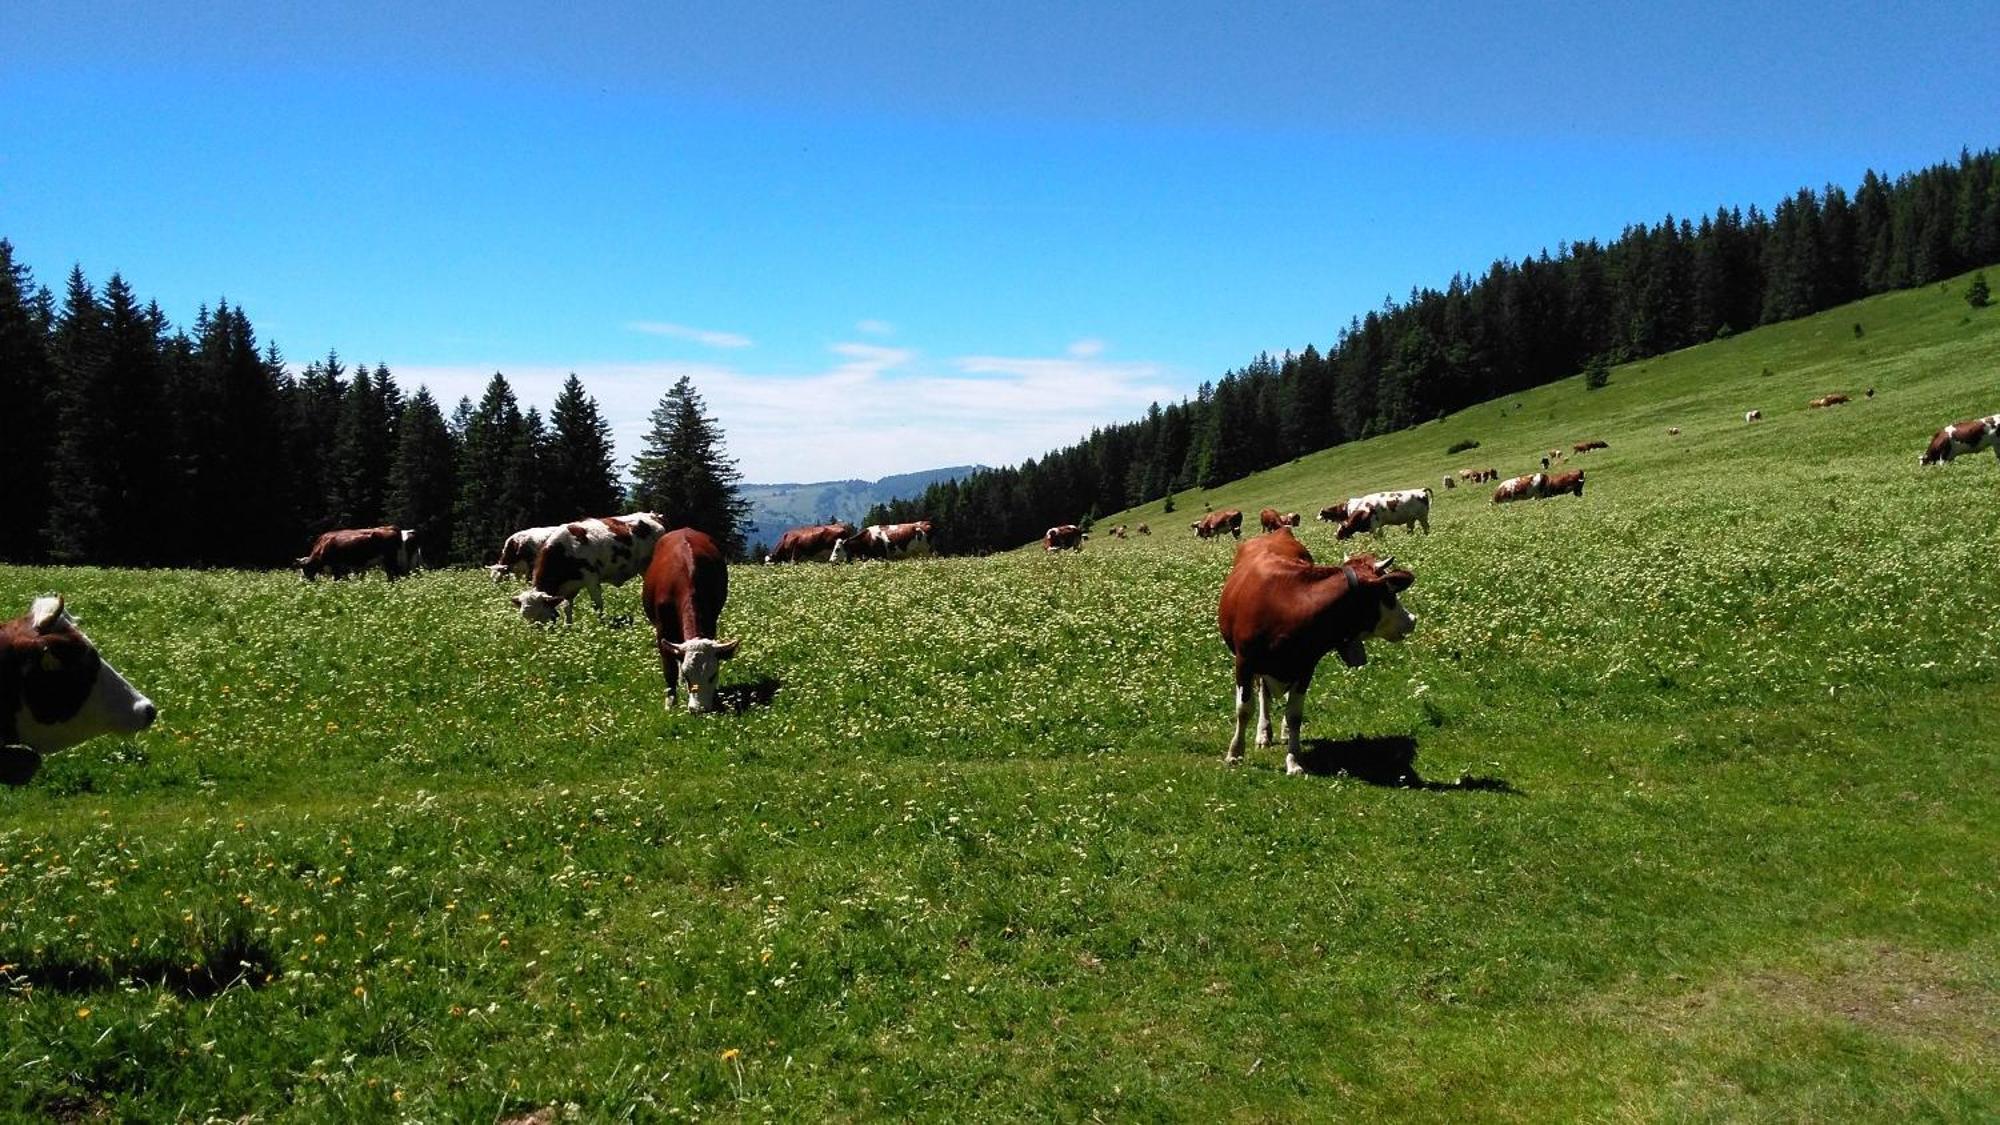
(740, 465, 985, 551)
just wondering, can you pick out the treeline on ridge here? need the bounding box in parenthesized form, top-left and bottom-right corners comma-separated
(863, 149, 2000, 554)
(0, 254, 751, 567)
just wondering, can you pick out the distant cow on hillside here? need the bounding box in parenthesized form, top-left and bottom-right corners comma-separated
(1920, 414, 2000, 465)
(1135, 523, 1151, 535)
(297, 526, 419, 581)
(1572, 439, 1609, 454)
(1258, 508, 1302, 533)
(1809, 393, 1851, 409)
(832, 521, 933, 562)
(1191, 509, 1244, 539)
(765, 522, 857, 564)
(1044, 524, 1086, 551)
(1493, 470, 1585, 504)
(1744, 409, 1762, 422)
(1336, 489, 1433, 539)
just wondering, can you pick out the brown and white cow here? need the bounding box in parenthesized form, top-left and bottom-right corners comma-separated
(1809, 393, 1850, 409)
(1920, 414, 2000, 465)
(1259, 508, 1286, 533)
(831, 520, 934, 563)
(765, 522, 858, 564)
(492, 511, 664, 582)
(1136, 523, 1151, 535)
(1492, 470, 1585, 503)
(1216, 531, 1416, 775)
(512, 514, 669, 624)
(1667, 426, 1681, 436)
(1190, 509, 1244, 539)
(1572, 439, 1609, 454)
(1335, 488, 1433, 539)
(2, 596, 157, 783)
(1107, 524, 1128, 539)
(1317, 503, 1347, 523)
(642, 528, 739, 713)
(297, 526, 419, 581)
(1044, 524, 1087, 551)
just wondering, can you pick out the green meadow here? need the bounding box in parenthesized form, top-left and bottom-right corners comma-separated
(4, 273, 1999, 1121)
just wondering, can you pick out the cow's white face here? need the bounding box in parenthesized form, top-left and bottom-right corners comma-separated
(512, 590, 564, 624)
(829, 539, 850, 563)
(11, 597, 158, 757)
(668, 638, 740, 713)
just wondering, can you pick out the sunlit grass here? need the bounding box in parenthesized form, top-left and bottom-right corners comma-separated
(2, 272, 1998, 1119)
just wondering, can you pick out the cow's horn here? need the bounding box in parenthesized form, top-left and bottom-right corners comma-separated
(1375, 556, 1396, 574)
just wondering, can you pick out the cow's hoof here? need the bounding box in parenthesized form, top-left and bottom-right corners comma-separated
(662, 696, 679, 713)
(1223, 752, 1243, 766)
(1255, 730, 1274, 747)
(1284, 756, 1306, 777)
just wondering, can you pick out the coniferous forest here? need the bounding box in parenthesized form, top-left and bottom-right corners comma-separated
(5, 149, 1998, 567)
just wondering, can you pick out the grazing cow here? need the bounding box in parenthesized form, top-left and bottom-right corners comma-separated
(491, 511, 664, 582)
(1044, 524, 1087, 551)
(1136, 523, 1151, 535)
(1108, 524, 1128, 539)
(1317, 503, 1347, 523)
(1493, 470, 1584, 503)
(1573, 439, 1609, 454)
(1216, 532, 1416, 774)
(1191, 509, 1244, 539)
(297, 526, 418, 581)
(831, 520, 934, 562)
(765, 521, 858, 564)
(1442, 475, 1456, 490)
(511, 515, 668, 624)
(1809, 393, 1851, 409)
(1920, 414, 2000, 465)
(1745, 409, 1762, 422)
(2, 596, 157, 783)
(641, 529, 739, 713)
(1667, 426, 1681, 436)
(1480, 468, 1500, 482)
(1335, 488, 1433, 539)
(1259, 508, 1286, 533)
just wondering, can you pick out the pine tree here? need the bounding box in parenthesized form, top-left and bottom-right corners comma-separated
(0, 241, 55, 561)
(96, 273, 172, 565)
(329, 364, 392, 526)
(547, 373, 624, 517)
(452, 373, 526, 565)
(388, 387, 459, 563)
(1967, 271, 1992, 309)
(629, 375, 752, 557)
(42, 267, 110, 562)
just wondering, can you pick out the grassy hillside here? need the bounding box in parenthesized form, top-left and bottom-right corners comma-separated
(741, 465, 984, 551)
(2, 273, 1997, 1121)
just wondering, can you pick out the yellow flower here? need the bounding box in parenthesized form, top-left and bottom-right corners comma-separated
(76, 1007, 92, 1020)
(720, 1048, 741, 1063)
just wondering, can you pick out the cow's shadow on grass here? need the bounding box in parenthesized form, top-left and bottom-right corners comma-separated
(1290, 734, 1518, 792)
(715, 677, 783, 714)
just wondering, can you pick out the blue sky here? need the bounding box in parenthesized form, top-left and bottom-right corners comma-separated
(4, 2, 1994, 481)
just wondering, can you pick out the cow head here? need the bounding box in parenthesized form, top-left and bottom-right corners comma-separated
(512, 590, 566, 624)
(5, 596, 158, 767)
(1333, 556, 1417, 667)
(667, 638, 740, 714)
(830, 537, 851, 563)
(1334, 506, 1372, 540)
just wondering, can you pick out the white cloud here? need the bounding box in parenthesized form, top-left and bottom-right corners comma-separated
(855, 319, 894, 336)
(1066, 338, 1105, 358)
(394, 339, 1184, 484)
(624, 321, 754, 349)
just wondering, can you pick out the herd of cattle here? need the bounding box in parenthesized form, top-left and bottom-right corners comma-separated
(7, 406, 1998, 783)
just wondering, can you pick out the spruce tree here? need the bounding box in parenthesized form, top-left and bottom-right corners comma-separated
(42, 267, 110, 563)
(547, 373, 624, 517)
(388, 387, 459, 563)
(329, 364, 393, 526)
(629, 375, 752, 557)
(0, 241, 54, 561)
(452, 373, 525, 564)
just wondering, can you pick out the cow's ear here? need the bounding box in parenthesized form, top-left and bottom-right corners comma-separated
(715, 638, 741, 660)
(1384, 571, 1414, 592)
(663, 641, 684, 659)
(30, 595, 65, 633)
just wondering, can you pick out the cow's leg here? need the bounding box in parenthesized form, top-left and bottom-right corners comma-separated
(1282, 684, 1308, 776)
(1255, 678, 1275, 747)
(657, 636, 681, 710)
(587, 576, 606, 617)
(1225, 670, 1252, 765)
